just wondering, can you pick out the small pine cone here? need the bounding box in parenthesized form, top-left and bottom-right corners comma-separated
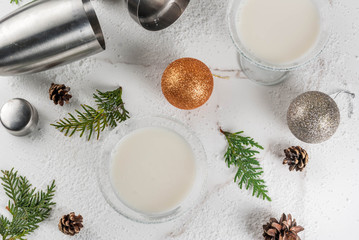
(263, 213, 304, 240)
(283, 146, 308, 172)
(49, 83, 72, 106)
(58, 212, 83, 236)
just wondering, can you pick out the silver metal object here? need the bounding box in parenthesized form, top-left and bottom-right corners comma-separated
(0, 98, 39, 136)
(126, 0, 190, 31)
(0, 0, 105, 76)
(287, 91, 340, 144)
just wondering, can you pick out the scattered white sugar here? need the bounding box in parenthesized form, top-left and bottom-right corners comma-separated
(0, 0, 358, 239)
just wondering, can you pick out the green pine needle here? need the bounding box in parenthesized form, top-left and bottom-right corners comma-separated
(220, 129, 271, 201)
(0, 169, 56, 240)
(51, 87, 130, 141)
(10, 0, 20, 4)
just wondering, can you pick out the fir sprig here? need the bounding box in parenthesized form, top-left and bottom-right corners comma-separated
(220, 129, 271, 201)
(52, 87, 130, 141)
(0, 169, 56, 240)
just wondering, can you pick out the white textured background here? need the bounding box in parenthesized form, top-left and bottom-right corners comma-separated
(0, 0, 358, 239)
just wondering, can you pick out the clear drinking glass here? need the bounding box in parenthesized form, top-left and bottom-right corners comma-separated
(227, 0, 332, 85)
(97, 117, 207, 224)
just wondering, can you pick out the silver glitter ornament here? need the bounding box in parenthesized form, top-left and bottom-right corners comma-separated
(287, 91, 340, 144)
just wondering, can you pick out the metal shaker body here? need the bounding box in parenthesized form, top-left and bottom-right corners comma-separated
(126, 0, 190, 31)
(0, 0, 105, 76)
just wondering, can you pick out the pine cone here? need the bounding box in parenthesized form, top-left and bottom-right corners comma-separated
(49, 83, 72, 106)
(58, 212, 83, 236)
(263, 213, 304, 240)
(283, 146, 308, 171)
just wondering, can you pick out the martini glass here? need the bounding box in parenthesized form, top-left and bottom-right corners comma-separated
(97, 117, 207, 224)
(227, 0, 331, 85)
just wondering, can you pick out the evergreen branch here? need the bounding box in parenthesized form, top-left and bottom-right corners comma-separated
(0, 169, 56, 240)
(94, 88, 130, 127)
(52, 87, 130, 140)
(220, 129, 271, 201)
(0, 216, 10, 238)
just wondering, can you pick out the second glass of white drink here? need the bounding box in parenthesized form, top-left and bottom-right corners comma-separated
(227, 0, 331, 85)
(97, 117, 207, 223)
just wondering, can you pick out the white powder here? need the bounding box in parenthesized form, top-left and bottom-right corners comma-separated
(0, 0, 358, 239)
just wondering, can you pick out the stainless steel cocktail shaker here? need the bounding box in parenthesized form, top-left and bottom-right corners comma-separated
(126, 0, 190, 31)
(0, 98, 38, 136)
(0, 0, 105, 76)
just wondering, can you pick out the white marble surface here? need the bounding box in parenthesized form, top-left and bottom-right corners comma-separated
(0, 0, 358, 239)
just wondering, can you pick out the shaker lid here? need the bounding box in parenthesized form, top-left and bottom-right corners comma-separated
(0, 98, 33, 132)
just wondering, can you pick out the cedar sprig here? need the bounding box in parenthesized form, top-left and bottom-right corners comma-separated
(0, 169, 56, 240)
(220, 129, 271, 201)
(94, 88, 129, 128)
(51, 87, 130, 141)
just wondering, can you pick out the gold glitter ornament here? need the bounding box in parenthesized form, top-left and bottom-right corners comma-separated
(161, 58, 214, 110)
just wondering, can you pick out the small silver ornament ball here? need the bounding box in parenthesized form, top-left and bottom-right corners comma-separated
(287, 91, 340, 144)
(0, 98, 38, 136)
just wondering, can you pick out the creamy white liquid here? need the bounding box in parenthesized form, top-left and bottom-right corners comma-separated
(238, 0, 320, 64)
(110, 127, 196, 214)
